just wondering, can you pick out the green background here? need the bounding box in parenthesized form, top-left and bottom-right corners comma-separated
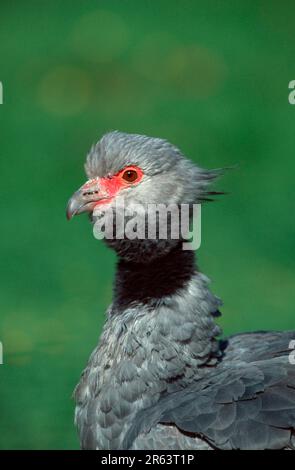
(0, 0, 294, 449)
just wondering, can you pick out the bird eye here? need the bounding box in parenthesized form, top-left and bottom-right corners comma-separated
(122, 169, 139, 183)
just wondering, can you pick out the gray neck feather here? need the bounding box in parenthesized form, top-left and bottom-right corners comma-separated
(74, 244, 222, 449)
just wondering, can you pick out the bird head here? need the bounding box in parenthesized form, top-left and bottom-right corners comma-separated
(66, 131, 223, 261)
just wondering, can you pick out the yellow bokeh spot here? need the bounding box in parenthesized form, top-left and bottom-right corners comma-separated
(133, 34, 226, 98)
(166, 45, 227, 98)
(38, 65, 92, 116)
(4, 329, 33, 355)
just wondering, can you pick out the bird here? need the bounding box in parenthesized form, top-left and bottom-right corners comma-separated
(66, 131, 295, 450)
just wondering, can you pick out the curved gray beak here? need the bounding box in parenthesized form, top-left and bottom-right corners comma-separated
(66, 179, 110, 220)
(66, 189, 88, 220)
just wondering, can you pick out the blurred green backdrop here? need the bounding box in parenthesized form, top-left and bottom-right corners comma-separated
(0, 0, 294, 449)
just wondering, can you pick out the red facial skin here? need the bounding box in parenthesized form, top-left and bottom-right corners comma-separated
(82, 166, 144, 208)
